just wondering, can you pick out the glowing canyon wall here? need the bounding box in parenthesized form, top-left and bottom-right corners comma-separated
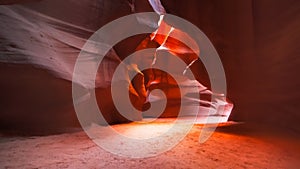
(0, 0, 299, 133)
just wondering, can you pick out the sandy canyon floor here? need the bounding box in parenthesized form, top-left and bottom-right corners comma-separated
(0, 122, 299, 169)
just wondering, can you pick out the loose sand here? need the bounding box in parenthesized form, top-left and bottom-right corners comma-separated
(0, 123, 299, 168)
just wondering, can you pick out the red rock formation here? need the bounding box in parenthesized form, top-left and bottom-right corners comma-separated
(0, 0, 299, 133)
